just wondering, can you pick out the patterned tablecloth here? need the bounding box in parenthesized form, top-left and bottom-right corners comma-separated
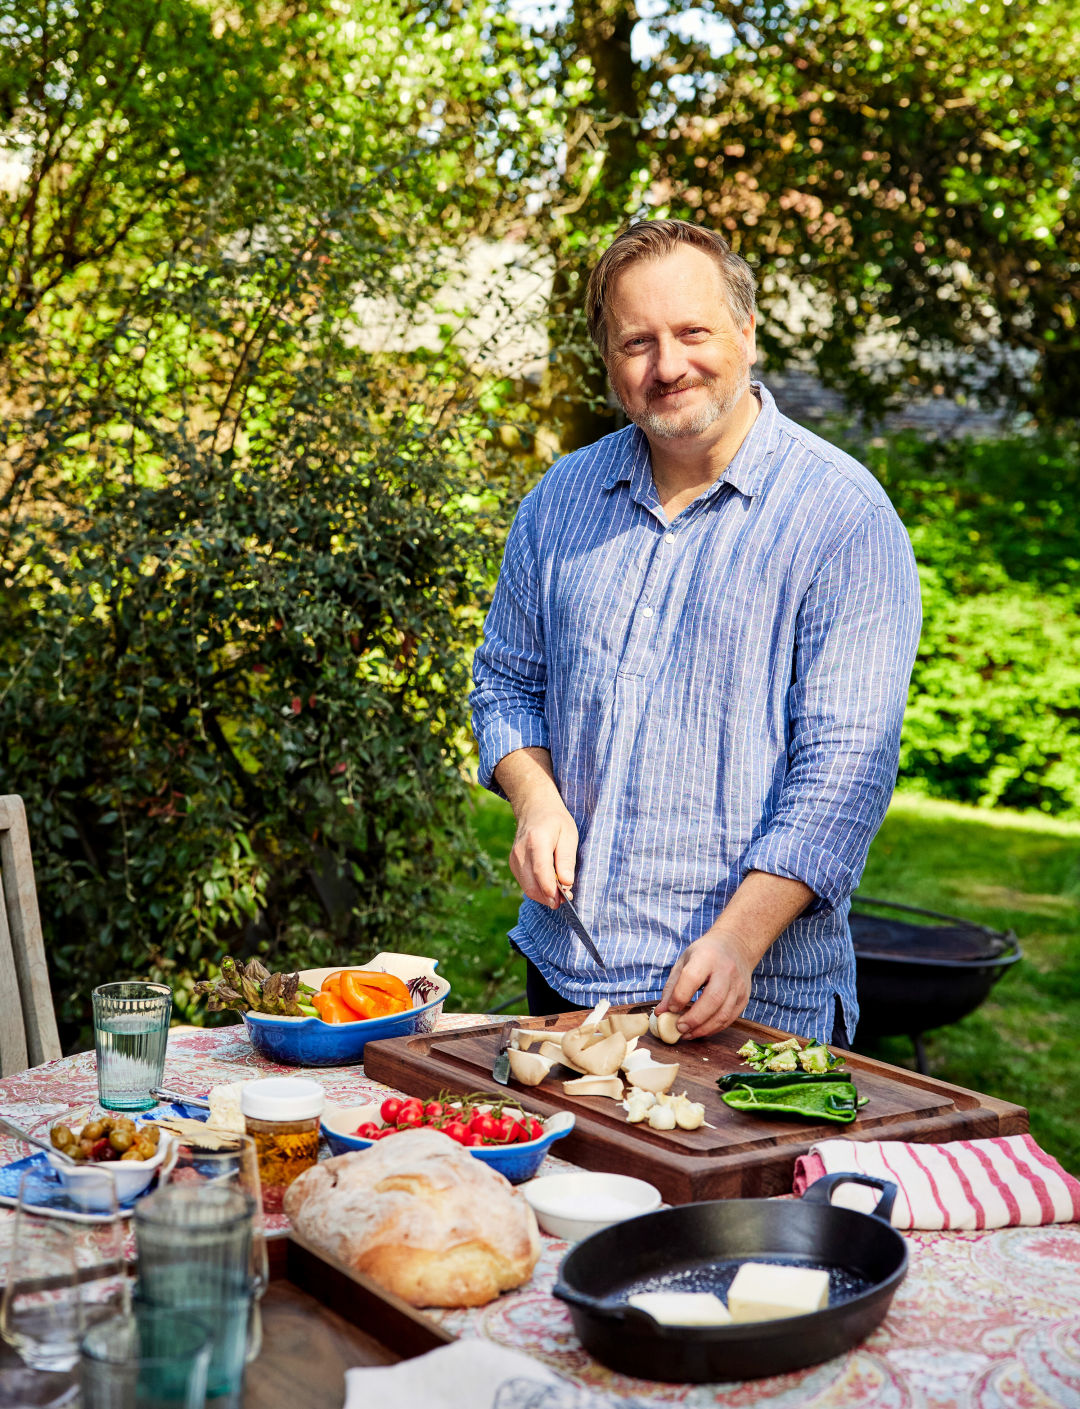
(2, 1023, 1078, 1409)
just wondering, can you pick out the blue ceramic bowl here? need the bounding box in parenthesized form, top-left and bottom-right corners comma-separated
(320, 1104, 575, 1183)
(242, 953, 448, 1067)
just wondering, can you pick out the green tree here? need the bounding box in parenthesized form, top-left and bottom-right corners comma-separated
(0, 0, 541, 1035)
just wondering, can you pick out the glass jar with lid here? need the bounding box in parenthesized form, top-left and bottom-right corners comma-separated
(241, 1077, 325, 1213)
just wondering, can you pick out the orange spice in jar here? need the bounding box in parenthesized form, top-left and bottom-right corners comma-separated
(241, 1078, 325, 1214)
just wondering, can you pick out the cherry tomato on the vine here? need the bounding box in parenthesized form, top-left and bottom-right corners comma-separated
(423, 1101, 446, 1123)
(353, 1121, 381, 1139)
(379, 1097, 402, 1125)
(441, 1121, 469, 1143)
(469, 1113, 499, 1143)
(524, 1118, 544, 1143)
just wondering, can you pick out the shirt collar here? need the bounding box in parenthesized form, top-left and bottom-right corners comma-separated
(601, 380, 781, 502)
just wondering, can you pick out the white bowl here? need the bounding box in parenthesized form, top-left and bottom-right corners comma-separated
(519, 1171, 662, 1241)
(47, 1132, 176, 1211)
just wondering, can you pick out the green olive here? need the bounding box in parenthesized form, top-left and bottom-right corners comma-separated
(50, 1125, 76, 1151)
(132, 1140, 156, 1160)
(120, 1148, 144, 1161)
(82, 1120, 107, 1141)
(108, 1127, 134, 1153)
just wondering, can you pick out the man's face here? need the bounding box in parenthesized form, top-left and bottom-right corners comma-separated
(604, 245, 757, 443)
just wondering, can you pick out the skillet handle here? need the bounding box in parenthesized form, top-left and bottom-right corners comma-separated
(802, 1171, 898, 1224)
(551, 1281, 624, 1319)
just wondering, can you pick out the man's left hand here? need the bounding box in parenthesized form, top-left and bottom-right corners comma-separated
(655, 930, 756, 1039)
(654, 870, 816, 1038)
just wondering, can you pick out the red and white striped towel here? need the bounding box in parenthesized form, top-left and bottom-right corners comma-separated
(792, 1134, 1080, 1229)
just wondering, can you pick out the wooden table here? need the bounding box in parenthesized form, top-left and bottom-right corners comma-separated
(1, 1022, 1078, 1409)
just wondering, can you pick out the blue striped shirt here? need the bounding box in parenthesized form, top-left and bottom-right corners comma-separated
(470, 383, 922, 1041)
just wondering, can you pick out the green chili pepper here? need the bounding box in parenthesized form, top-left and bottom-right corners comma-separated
(716, 1071, 851, 1091)
(720, 1079, 861, 1124)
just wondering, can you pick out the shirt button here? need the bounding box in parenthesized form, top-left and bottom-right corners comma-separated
(664, 532, 675, 543)
(642, 606, 654, 618)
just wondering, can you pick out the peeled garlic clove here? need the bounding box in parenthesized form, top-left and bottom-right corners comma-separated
(674, 1098, 706, 1130)
(624, 1089, 656, 1123)
(647, 1103, 677, 1130)
(507, 1049, 555, 1086)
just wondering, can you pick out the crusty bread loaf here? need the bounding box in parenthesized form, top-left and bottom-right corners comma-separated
(283, 1128, 541, 1308)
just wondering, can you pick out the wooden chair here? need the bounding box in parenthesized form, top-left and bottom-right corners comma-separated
(0, 795, 62, 1075)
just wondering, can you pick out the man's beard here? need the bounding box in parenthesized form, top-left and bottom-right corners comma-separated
(616, 364, 751, 440)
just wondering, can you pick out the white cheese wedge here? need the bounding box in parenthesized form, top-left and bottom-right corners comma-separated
(207, 1081, 249, 1133)
(726, 1263, 830, 1322)
(627, 1291, 732, 1326)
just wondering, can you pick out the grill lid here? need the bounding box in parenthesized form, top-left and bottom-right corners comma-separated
(849, 897, 1017, 966)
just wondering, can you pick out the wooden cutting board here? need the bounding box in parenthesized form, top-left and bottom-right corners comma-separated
(363, 1010, 1028, 1204)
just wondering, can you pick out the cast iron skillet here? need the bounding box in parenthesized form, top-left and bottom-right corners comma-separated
(552, 1173, 907, 1383)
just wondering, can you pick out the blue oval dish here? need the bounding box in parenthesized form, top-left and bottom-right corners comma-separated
(321, 1104, 575, 1183)
(242, 953, 448, 1067)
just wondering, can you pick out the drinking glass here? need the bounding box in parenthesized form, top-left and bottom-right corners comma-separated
(92, 982, 172, 1113)
(135, 1138, 265, 1409)
(80, 1306, 211, 1409)
(0, 1168, 127, 1373)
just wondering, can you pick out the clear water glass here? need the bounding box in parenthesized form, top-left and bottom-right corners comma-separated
(92, 982, 172, 1112)
(80, 1306, 211, 1409)
(0, 1168, 127, 1373)
(134, 1178, 259, 1409)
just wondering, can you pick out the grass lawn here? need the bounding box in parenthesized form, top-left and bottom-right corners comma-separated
(434, 787, 1080, 1174)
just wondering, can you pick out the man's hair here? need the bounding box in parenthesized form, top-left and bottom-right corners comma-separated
(585, 219, 757, 361)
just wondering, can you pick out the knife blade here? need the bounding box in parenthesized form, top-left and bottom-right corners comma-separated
(557, 883, 608, 970)
(491, 1020, 516, 1086)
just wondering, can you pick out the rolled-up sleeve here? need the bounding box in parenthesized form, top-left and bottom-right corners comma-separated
(470, 492, 550, 790)
(742, 504, 922, 909)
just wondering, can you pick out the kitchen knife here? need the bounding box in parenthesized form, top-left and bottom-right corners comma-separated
(491, 1020, 516, 1086)
(557, 883, 608, 970)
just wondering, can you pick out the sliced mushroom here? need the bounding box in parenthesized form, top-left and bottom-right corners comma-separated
(561, 1028, 627, 1077)
(648, 1009, 682, 1045)
(608, 1012, 650, 1040)
(511, 1029, 553, 1051)
(539, 1040, 576, 1068)
(580, 998, 611, 1031)
(621, 1047, 656, 1074)
(507, 1049, 556, 1086)
(627, 1062, 680, 1095)
(563, 1074, 624, 1100)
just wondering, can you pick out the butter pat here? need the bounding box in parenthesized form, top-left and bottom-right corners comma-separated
(626, 1291, 732, 1326)
(727, 1263, 829, 1322)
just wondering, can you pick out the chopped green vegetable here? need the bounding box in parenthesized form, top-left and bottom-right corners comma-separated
(738, 1034, 848, 1075)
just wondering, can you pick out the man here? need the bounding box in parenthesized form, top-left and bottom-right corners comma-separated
(470, 219, 921, 1044)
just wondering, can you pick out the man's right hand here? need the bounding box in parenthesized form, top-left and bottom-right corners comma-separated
(494, 746, 578, 908)
(509, 798, 579, 908)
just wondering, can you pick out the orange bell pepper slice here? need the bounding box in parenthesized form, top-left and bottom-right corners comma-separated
(311, 990, 358, 1024)
(347, 971, 411, 1009)
(321, 971, 345, 998)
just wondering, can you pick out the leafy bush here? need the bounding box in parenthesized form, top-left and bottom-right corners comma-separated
(859, 432, 1080, 816)
(0, 156, 522, 1041)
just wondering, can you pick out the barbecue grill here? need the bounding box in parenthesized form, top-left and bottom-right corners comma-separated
(849, 896, 1022, 1072)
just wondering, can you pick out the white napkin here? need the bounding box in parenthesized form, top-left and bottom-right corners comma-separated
(344, 1339, 634, 1409)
